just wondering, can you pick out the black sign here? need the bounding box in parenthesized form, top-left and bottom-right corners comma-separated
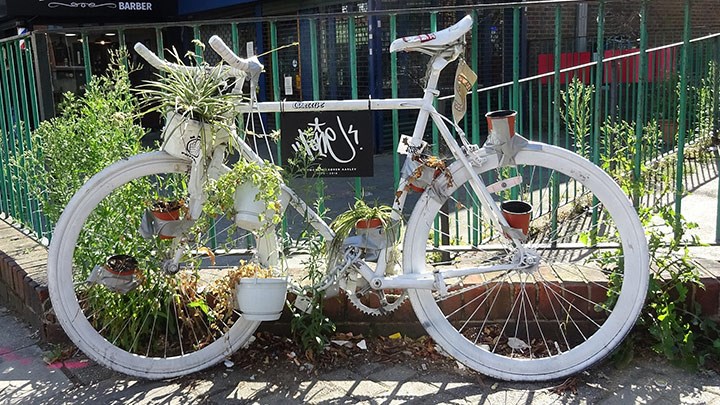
(281, 111, 374, 178)
(6, 0, 175, 17)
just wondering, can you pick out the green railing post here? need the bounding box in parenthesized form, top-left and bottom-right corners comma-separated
(349, 15, 363, 198)
(389, 15, 400, 190)
(0, 44, 17, 218)
(193, 25, 203, 62)
(14, 40, 41, 234)
(82, 32, 91, 82)
(155, 28, 165, 59)
(270, 21, 281, 163)
(591, 0, 606, 243)
(675, 0, 692, 238)
(511, 6, 521, 201)
(5, 42, 29, 223)
(309, 18, 325, 211)
(633, 0, 649, 207)
(471, 9, 480, 246)
(551, 5, 562, 237)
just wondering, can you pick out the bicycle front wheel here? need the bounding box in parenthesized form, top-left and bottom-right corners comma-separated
(48, 151, 277, 379)
(403, 143, 648, 381)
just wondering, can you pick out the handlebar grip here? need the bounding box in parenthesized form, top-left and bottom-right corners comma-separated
(208, 35, 264, 77)
(133, 42, 167, 71)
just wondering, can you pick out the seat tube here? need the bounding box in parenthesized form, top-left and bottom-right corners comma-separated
(409, 59, 445, 146)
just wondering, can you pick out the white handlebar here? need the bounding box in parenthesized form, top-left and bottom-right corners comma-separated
(133, 41, 256, 81)
(133, 42, 170, 71)
(208, 35, 264, 79)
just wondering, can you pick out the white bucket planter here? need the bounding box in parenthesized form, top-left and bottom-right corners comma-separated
(235, 278, 288, 321)
(162, 111, 233, 162)
(234, 184, 289, 231)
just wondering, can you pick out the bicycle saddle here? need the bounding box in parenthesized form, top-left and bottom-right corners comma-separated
(389, 15, 472, 54)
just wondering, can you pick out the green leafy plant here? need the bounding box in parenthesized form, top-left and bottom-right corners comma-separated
(598, 118, 720, 369)
(136, 44, 242, 125)
(203, 159, 284, 231)
(14, 49, 146, 225)
(330, 199, 398, 245)
(560, 77, 595, 159)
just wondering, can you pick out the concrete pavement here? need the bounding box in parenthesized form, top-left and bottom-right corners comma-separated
(2, 303, 720, 404)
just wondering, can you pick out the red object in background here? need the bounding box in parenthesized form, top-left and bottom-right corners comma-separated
(538, 52, 592, 84)
(538, 47, 677, 85)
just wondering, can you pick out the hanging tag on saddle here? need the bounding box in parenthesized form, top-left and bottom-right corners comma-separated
(452, 59, 477, 125)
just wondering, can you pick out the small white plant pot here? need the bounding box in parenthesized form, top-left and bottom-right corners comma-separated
(234, 184, 289, 231)
(235, 278, 288, 321)
(162, 111, 233, 162)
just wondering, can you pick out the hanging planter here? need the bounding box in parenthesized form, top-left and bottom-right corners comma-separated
(139, 199, 188, 240)
(232, 262, 287, 321)
(204, 158, 286, 233)
(402, 154, 453, 193)
(162, 111, 233, 162)
(86, 254, 143, 294)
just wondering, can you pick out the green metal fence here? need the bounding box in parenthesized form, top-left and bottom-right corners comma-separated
(0, 34, 48, 240)
(1, 0, 719, 243)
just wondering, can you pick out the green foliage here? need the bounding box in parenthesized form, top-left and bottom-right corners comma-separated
(599, 118, 720, 368)
(203, 158, 284, 229)
(289, 201, 336, 355)
(330, 199, 397, 245)
(136, 44, 242, 125)
(14, 49, 146, 225)
(560, 77, 595, 159)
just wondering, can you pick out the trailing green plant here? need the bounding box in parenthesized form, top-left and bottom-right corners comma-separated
(203, 158, 284, 230)
(560, 77, 595, 159)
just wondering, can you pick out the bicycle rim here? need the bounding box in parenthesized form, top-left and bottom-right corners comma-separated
(48, 152, 277, 379)
(403, 143, 648, 381)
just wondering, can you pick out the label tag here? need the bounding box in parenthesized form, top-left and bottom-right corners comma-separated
(452, 60, 478, 125)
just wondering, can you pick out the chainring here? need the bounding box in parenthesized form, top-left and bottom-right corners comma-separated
(339, 268, 407, 316)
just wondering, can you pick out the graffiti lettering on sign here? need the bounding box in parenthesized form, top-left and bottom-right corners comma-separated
(291, 116, 361, 164)
(281, 111, 373, 177)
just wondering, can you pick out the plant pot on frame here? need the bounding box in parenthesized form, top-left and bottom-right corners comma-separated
(162, 111, 233, 162)
(148, 200, 186, 239)
(234, 183, 289, 231)
(86, 254, 142, 294)
(235, 277, 288, 321)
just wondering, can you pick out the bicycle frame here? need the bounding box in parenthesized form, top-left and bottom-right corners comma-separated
(226, 53, 528, 293)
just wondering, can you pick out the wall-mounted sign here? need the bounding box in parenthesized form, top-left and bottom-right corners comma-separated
(281, 111, 374, 178)
(6, 0, 176, 17)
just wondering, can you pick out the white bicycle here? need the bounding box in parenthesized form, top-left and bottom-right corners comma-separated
(47, 16, 648, 381)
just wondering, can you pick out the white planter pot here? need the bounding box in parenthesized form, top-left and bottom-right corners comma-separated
(234, 184, 289, 231)
(235, 278, 288, 321)
(162, 111, 233, 162)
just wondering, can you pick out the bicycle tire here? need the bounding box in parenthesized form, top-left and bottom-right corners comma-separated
(403, 143, 648, 381)
(48, 151, 276, 379)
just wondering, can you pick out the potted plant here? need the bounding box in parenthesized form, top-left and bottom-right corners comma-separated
(403, 154, 453, 193)
(231, 261, 287, 321)
(203, 158, 286, 232)
(330, 199, 400, 262)
(136, 45, 242, 161)
(147, 199, 186, 239)
(87, 254, 143, 294)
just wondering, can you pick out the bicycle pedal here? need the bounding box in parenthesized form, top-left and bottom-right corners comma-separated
(486, 176, 523, 194)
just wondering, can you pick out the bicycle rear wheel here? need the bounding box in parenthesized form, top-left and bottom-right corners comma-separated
(48, 151, 278, 379)
(403, 143, 648, 381)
